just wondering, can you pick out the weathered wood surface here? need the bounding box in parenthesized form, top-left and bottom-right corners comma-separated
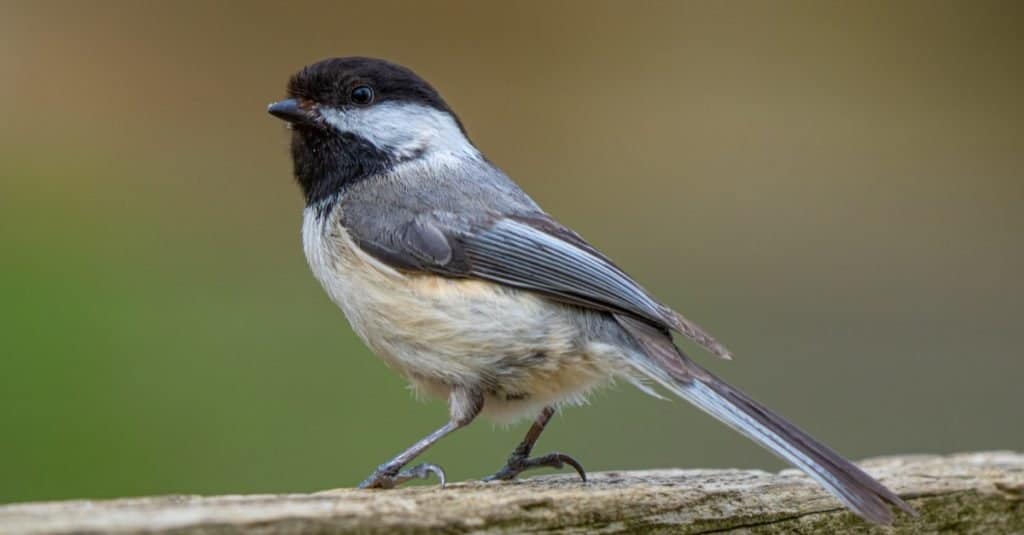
(1, 451, 1021, 534)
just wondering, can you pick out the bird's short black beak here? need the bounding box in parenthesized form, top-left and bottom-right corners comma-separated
(267, 99, 315, 125)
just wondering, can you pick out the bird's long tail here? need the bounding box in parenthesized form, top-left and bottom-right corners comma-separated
(617, 315, 916, 525)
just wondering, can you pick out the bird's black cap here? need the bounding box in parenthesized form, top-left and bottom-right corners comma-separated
(285, 57, 457, 117)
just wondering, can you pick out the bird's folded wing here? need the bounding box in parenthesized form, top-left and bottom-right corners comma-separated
(350, 211, 731, 359)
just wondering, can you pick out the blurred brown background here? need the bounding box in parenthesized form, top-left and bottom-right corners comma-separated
(1, 1, 1021, 504)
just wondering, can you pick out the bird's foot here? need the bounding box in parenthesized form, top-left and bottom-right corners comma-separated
(358, 462, 446, 489)
(483, 452, 586, 482)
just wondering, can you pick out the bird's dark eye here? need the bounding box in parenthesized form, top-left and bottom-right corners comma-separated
(350, 86, 374, 105)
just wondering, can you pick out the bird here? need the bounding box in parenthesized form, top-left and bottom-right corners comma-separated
(266, 56, 916, 525)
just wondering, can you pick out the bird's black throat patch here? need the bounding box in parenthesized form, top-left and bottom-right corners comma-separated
(290, 126, 394, 207)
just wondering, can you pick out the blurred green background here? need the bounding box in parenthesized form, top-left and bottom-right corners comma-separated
(1, 1, 1021, 504)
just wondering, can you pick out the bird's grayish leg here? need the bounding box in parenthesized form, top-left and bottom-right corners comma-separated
(359, 387, 483, 489)
(484, 406, 586, 482)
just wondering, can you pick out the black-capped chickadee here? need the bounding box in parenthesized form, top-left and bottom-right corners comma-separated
(267, 57, 915, 525)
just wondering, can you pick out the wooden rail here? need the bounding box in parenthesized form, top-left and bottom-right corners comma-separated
(1, 451, 1021, 534)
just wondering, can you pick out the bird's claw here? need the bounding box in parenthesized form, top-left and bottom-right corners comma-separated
(484, 452, 586, 482)
(358, 462, 447, 489)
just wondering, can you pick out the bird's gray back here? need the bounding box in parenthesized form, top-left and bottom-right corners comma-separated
(336, 158, 541, 242)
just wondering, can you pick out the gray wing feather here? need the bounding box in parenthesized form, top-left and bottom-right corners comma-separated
(354, 209, 731, 359)
(467, 219, 671, 325)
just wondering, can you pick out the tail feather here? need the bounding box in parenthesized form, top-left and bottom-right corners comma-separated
(616, 315, 916, 525)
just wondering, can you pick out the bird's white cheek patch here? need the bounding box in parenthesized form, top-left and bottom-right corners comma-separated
(319, 102, 479, 162)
